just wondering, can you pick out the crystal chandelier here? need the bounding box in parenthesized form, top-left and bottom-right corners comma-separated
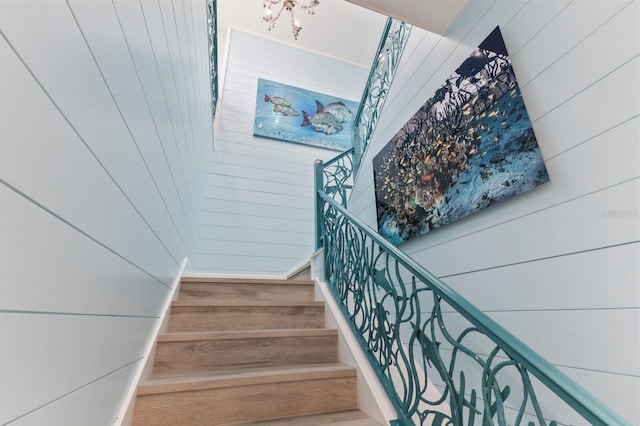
(262, 0, 320, 40)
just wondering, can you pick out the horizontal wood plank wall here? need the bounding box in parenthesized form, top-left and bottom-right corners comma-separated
(190, 29, 371, 275)
(348, 0, 639, 423)
(0, 0, 211, 424)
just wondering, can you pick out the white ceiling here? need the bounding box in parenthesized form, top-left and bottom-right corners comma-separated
(216, 0, 389, 69)
(345, 0, 468, 35)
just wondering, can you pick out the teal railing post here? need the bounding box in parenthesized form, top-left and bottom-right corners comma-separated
(206, 0, 218, 117)
(314, 159, 324, 250)
(352, 130, 363, 176)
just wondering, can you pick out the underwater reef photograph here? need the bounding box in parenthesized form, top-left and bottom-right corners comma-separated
(373, 26, 550, 245)
(254, 78, 358, 151)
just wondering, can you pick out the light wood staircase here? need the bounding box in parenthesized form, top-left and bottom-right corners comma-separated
(132, 277, 382, 425)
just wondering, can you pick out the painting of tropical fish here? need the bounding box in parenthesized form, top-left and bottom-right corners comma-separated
(254, 78, 358, 151)
(372, 26, 550, 245)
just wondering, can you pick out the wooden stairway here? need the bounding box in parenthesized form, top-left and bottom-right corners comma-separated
(132, 277, 381, 425)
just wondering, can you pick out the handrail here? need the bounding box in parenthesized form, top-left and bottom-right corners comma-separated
(323, 147, 354, 168)
(314, 152, 628, 425)
(206, 0, 218, 117)
(351, 18, 411, 175)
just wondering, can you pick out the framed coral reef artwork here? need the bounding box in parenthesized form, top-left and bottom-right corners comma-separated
(253, 78, 359, 151)
(373, 26, 550, 245)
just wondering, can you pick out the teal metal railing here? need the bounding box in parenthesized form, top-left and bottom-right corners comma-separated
(315, 148, 354, 249)
(352, 18, 412, 175)
(206, 0, 218, 117)
(314, 150, 627, 425)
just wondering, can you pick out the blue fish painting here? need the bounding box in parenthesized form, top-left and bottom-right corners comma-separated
(254, 79, 358, 151)
(373, 26, 550, 245)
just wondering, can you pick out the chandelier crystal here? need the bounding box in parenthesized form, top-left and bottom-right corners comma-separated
(262, 0, 320, 40)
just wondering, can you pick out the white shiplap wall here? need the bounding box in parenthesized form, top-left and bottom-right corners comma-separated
(190, 29, 370, 275)
(349, 0, 639, 423)
(0, 1, 211, 424)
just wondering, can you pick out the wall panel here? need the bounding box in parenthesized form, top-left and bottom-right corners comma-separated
(0, 313, 155, 424)
(71, 0, 190, 263)
(206, 173, 313, 197)
(0, 0, 211, 423)
(206, 187, 313, 208)
(113, 0, 195, 246)
(11, 362, 139, 426)
(0, 184, 167, 316)
(201, 211, 313, 234)
(195, 253, 305, 275)
(200, 224, 311, 246)
(209, 152, 315, 176)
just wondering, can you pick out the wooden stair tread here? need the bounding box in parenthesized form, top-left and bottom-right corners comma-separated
(178, 280, 315, 303)
(157, 328, 337, 342)
(172, 300, 324, 307)
(139, 363, 356, 395)
(167, 304, 325, 332)
(233, 409, 382, 425)
(181, 277, 314, 285)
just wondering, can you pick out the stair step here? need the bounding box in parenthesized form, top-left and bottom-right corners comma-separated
(153, 329, 338, 374)
(181, 277, 314, 285)
(134, 364, 357, 425)
(172, 300, 324, 307)
(139, 363, 355, 393)
(235, 409, 382, 425)
(179, 278, 315, 303)
(168, 303, 325, 332)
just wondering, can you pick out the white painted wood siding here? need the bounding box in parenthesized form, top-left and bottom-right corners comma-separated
(349, 0, 639, 423)
(0, 1, 211, 423)
(191, 29, 370, 275)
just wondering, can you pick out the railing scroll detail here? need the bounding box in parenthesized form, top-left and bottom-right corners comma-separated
(352, 18, 412, 175)
(314, 149, 627, 426)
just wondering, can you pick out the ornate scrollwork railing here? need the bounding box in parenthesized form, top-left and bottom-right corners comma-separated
(314, 148, 354, 249)
(206, 0, 218, 117)
(352, 18, 412, 175)
(314, 152, 626, 425)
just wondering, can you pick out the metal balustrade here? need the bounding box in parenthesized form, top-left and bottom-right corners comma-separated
(314, 150, 627, 426)
(206, 0, 218, 117)
(352, 18, 412, 175)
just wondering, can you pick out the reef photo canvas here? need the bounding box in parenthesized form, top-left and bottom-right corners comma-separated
(253, 78, 359, 151)
(373, 26, 550, 245)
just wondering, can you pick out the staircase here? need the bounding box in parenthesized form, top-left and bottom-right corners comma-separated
(132, 276, 381, 425)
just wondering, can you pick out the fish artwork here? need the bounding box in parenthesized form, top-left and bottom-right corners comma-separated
(301, 110, 343, 135)
(315, 100, 354, 123)
(372, 26, 550, 245)
(273, 104, 300, 116)
(264, 94, 291, 107)
(255, 78, 358, 150)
